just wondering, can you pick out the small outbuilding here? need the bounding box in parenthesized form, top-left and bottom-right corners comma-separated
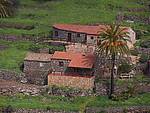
(24, 52, 52, 85)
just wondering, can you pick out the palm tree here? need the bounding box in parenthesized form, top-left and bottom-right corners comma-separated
(0, 0, 18, 18)
(97, 24, 131, 99)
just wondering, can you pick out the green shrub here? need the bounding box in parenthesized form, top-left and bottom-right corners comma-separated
(118, 62, 133, 74)
(139, 54, 149, 63)
(112, 84, 137, 101)
(140, 41, 150, 48)
(130, 49, 139, 56)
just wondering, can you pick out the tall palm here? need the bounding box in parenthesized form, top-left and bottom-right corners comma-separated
(97, 24, 131, 99)
(0, 0, 17, 18)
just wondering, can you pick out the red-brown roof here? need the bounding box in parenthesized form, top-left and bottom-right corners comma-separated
(24, 52, 52, 62)
(53, 24, 129, 35)
(51, 51, 95, 69)
(53, 24, 105, 35)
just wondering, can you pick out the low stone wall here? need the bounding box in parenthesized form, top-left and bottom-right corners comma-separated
(48, 74, 95, 90)
(85, 106, 150, 113)
(0, 69, 25, 82)
(95, 81, 150, 96)
(0, 34, 49, 42)
(0, 79, 44, 96)
(46, 85, 93, 96)
(0, 108, 78, 113)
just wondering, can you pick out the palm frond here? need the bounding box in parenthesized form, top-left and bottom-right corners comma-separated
(97, 24, 131, 58)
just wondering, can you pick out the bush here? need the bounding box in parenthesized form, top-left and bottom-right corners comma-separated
(112, 84, 137, 101)
(130, 49, 139, 56)
(118, 62, 133, 74)
(140, 41, 150, 48)
(139, 54, 149, 63)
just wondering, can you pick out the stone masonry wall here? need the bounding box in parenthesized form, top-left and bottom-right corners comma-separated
(0, 108, 79, 113)
(51, 59, 70, 72)
(86, 106, 150, 113)
(0, 69, 24, 82)
(24, 60, 51, 72)
(53, 28, 86, 43)
(48, 74, 95, 89)
(24, 61, 52, 85)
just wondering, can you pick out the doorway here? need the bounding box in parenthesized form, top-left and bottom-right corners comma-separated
(67, 33, 72, 42)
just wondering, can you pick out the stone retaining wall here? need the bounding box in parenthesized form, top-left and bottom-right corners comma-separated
(86, 106, 150, 113)
(0, 108, 78, 113)
(48, 74, 95, 90)
(0, 69, 25, 82)
(0, 34, 48, 42)
(95, 81, 150, 96)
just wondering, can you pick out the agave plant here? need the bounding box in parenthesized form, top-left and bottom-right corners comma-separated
(0, 0, 18, 18)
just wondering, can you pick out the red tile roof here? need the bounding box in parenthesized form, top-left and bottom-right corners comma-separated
(51, 51, 95, 69)
(24, 52, 52, 62)
(53, 24, 105, 35)
(53, 24, 129, 35)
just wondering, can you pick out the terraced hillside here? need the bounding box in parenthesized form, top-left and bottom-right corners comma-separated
(0, 0, 149, 36)
(0, 0, 149, 71)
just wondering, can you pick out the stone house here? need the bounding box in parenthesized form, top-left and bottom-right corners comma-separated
(24, 52, 52, 85)
(23, 52, 96, 89)
(52, 24, 136, 48)
(48, 51, 96, 89)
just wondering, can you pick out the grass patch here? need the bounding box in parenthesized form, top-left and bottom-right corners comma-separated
(0, 40, 65, 71)
(0, 93, 149, 111)
(88, 93, 150, 108)
(0, 0, 149, 36)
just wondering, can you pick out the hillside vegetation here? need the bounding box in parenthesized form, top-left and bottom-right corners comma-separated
(0, 0, 149, 71)
(0, 0, 149, 36)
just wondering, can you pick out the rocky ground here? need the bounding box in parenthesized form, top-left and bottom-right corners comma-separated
(0, 79, 43, 96)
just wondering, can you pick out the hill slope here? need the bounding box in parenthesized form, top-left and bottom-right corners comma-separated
(0, 0, 149, 37)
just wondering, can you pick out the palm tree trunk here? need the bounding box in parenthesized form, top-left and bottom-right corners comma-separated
(109, 53, 116, 99)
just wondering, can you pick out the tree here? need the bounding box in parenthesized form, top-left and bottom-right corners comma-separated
(97, 24, 131, 99)
(0, 0, 18, 18)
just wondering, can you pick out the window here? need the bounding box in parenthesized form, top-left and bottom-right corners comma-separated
(55, 31, 58, 36)
(40, 63, 44, 67)
(59, 61, 64, 67)
(91, 37, 94, 39)
(77, 33, 80, 37)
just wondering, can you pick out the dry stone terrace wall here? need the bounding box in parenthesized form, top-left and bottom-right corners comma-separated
(0, 108, 79, 113)
(0, 79, 43, 96)
(48, 74, 95, 90)
(0, 69, 24, 82)
(86, 106, 150, 113)
(0, 34, 48, 42)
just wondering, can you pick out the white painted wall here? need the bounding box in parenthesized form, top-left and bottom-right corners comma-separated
(127, 28, 136, 49)
(86, 35, 98, 45)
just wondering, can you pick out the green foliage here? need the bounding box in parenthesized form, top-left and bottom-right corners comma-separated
(130, 49, 139, 56)
(139, 54, 149, 63)
(118, 62, 133, 74)
(0, 40, 65, 71)
(88, 93, 150, 108)
(140, 40, 150, 48)
(112, 84, 137, 101)
(0, 0, 149, 36)
(0, 0, 19, 18)
(0, 93, 150, 111)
